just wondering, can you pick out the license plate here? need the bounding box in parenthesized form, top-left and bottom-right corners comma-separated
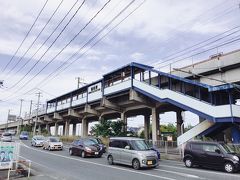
(95, 152, 99, 155)
(147, 161, 153, 165)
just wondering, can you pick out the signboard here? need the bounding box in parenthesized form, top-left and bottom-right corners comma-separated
(0, 142, 19, 170)
(8, 114, 17, 122)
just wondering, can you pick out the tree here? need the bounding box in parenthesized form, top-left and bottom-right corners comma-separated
(91, 119, 127, 137)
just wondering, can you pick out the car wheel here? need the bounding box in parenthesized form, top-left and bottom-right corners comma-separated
(224, 162, 234, 173)
(81, 151, 86, 158)
(108, 155, 114, 165)
(69, 149, 73, 156)
(48, 146, 51, 151)
(132, 159, 140, 170)
(184, 158, 193, 168)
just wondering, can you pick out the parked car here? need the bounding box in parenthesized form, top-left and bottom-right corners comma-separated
(31, 135, 45, 147)
(183, 141, 240, 173)
(107, 137, 159, 170)
(43, 137, 63, 151)
(19, 131, 29, 140)
(69, 138, 103, 158)
(1, 132, 12, 142)
(89, 137, 107, 153)
(8, 130, 16, 136)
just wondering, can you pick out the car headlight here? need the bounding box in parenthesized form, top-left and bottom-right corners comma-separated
(233, 156, 239, 161)
(85, 147, 92, 152)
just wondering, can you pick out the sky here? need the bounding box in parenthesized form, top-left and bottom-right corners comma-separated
(0, 0, 240, 129)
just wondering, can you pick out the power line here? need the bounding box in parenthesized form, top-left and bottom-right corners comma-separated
(4, 0, 64, 78)
(7, 0, 86, 90)
(158, 35, 240, 70)
(6, 0, 80, 81)
(1, 0, 49, 73)
(36, 0, 138, 88)
(39, 0, 145, 88)
(153, 26, 240, 68)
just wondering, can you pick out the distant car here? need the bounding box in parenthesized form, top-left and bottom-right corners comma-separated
(8, 130, 16, 136)
(1, 132, 12, 142)
(31, 135, 45, 147)
(69, 138, 103, 158)
(19, 131, 29, 140)
(89, 137, 107, 153)
(184, 141, 240, 173)
(43, 137, 63, 151)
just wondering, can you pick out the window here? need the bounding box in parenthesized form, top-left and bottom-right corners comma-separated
(109, 140, 121, 148)
(203, 144, 220, 153)
(192, 143, 202, 151)
(120, 141, 129, 149)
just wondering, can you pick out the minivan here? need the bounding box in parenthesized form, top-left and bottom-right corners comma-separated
(183, 141, 240, 173)
(107, 137, 159, 170)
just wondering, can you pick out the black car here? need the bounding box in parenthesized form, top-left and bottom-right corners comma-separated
(183, 141, 240, 173)
(89, 137, 107, 153)
(69, 138, 103, 158)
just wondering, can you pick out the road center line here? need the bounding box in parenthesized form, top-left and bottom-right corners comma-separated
(21, 143, 176, 180)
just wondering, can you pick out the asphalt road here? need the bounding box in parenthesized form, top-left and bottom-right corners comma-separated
(19, 140, 240, 180)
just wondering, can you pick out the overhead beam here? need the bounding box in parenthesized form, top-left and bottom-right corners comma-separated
(84, 105, 99, 116)
(43, 115, 52, 122)
(129, 89, 154, 107)
(53, 112, 63, 120)
(68, 109, 81, 118)
(101, 97, 123, 113)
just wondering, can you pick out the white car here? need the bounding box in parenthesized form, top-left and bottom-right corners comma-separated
(1, 132, 12, 142)
(31, 135, 45, 147)
(43, 137, 63, 151)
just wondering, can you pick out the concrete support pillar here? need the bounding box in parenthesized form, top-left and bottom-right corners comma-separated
(38, 125, 42, 135)
(72, 123, 77, 136)
(64, 120, 70, 136)
(144, 114, 150, 140)
(45, 124, 50, 134)
(121, 112, 127, 133)
(54, 122, 59, 136)
(62, 125, 65, 136)
(81, 118, 88, 137)
(152, 107, 160, 142)
(176, 111, 184, 137)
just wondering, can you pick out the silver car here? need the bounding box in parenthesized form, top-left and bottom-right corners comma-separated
(43, 137, 63, 151)
(1, 132, 12, 142)
(31, 135, 45, 147)
(107, 137, 159, 170)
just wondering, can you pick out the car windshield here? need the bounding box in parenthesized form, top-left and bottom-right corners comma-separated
(49, 138, 60, 142)
(90, 138, 102, 144)
(220, 144, 235, 153)
(83, 139, 97, 146)
(130, 140, 150, 151)
(21, 132, 28, 135)
(36, 136, 44, 140)
(3, 133, 11, 136)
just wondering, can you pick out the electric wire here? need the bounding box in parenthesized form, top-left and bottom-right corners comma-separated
(1, 0, 49, 73)
(4, 0, 64, 78)
(7, 0, 86, 90)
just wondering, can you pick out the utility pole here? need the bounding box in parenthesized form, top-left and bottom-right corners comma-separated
(29, 100, 33, 115)
(33, 92, 41, 135)
(5, 109, 10, 131)
(17, 99, 24, 134)
(75, 77, 87, 89)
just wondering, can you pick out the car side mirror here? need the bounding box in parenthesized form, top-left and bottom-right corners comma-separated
(125, 145, 130, 150)
(215, 149, 221, 154)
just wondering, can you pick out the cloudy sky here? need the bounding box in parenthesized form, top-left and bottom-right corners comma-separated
(0, 0, 239, 128)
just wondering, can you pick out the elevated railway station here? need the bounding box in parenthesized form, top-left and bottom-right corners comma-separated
(1, 49, 240, 145)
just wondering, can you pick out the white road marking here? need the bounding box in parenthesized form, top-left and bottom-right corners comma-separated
(159, 164, 240, 178)
(154, 169, 204, 179)
(21, 143, 176, 180)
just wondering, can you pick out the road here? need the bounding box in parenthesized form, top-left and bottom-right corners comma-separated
(19, 140, 240, 180)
